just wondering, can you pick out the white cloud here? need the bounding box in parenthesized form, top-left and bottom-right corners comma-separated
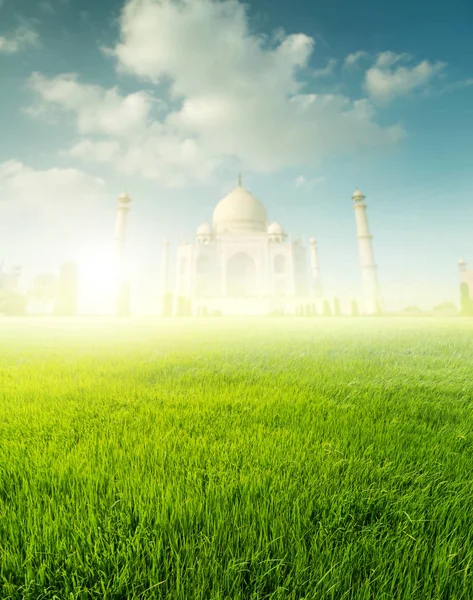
(28, 0, 405, 187)
(311, 58, 337, 78)
(374, 51, 412, 69)
(0, 160, 107, 210)
(344, 51, 369, 69)
(113, 0, 315, 94)
(0, 160, 111, 270)
(365, 53, 447, 103)
(0, 26, 38, 54)
(295, 174, 325, 189)
(67, 140, 121, 163)
(440, 78, 473, 93)
(65, 130, 220, 187)
(29, 73, 154, 136)
(112, 0, 403, 177)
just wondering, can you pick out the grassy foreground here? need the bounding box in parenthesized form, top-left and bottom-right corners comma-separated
(1, 317, 473, 600)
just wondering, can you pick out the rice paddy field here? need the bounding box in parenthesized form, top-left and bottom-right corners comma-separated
(1, 317, 473, 600)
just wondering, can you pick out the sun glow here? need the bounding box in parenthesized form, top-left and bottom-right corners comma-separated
(77, 242, 120, 315)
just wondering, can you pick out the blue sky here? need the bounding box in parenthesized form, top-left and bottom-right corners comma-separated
(0, 0, 472, 310)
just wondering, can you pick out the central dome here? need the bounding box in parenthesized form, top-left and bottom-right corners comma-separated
(213, 184, 268, 234)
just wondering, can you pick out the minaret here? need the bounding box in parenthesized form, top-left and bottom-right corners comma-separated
(458, 258, 471, 291)
(309, 237, 322, 296)
(352, 188, 382, 315)
(459, 259, 473, 316)
(114, 191, 131, 316)
(115, 192, 131, 273)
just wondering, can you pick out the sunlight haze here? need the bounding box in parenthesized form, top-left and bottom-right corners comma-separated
(0, 0, 472, 313)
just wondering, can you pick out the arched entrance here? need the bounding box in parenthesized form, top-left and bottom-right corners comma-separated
(226, 253, 257, 298)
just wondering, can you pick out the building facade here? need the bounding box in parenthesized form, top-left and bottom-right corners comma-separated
(458, 259, 473, 303)
(160, 179, 381, 316)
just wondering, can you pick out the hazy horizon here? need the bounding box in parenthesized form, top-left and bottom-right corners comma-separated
(1, 0, 472, 311)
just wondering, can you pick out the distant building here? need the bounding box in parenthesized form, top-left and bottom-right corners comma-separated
(458, 259, 473, 315)
(458, 259, 473, 297)
(114, 192, 131, 317)
(158, 177, 382, 316)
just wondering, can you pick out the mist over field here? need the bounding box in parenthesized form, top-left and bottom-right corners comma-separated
(1, 0, 472, 312)
(1, 318, 473, 599)
(1, 0, 473, 597)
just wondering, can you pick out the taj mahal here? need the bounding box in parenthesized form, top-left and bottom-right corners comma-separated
(115, 176, 383, 317)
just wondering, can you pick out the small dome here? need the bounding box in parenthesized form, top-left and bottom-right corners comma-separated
(213, 185, 268, 234)
(268, 222, 284, 235)
(118, 191, 131, 203)
(196, 222, 213, 236)
(352, 188, 365, 201)
(309, 237, 317, 245)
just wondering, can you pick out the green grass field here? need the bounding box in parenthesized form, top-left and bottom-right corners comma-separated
(1, 317, 473, 600)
